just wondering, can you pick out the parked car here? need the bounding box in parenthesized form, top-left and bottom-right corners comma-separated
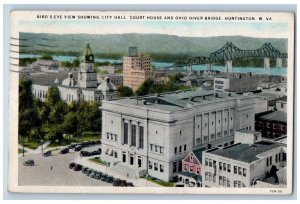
(81, 167, 88, 174)
(120, 179, 127, 187)
(94, 171, 102, 180)
(126, 182, 134, 187)
(73, 164, 82, 171)
(95, 140, 101, 145)
(107, 176, 114, 183)
(69, 143, 77, 149)
(43, 150, 52, 157)
(85, 168, 92, 175)
(91, 150, 101, 156)
(113, 178, 120, 186)
(74, 145, 82, 151)
(98, 148, 102, 155)
(23, 159, 34, 166)
(89, 171, 96, 178)
(80, 151, 91, 157)
(81, 142, 89, 148)
(100, 173, 108, 182)
(69, 162, 76, 169)
(60, 148, 69, 154)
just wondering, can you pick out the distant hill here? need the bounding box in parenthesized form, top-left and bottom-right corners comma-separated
(19, 32, 288, 59)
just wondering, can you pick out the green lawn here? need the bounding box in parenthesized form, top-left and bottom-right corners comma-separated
(89, 157, 107, 166)
(20, 141, 41, 150)
(145, 177, 175, 187)
(18, 148, 26, 154)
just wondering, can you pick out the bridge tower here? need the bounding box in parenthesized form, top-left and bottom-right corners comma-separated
(206, 63, 212, 71)
(225, 60, 233, 73)
(264, 57, 270, 75)
(276, 58, 283, 67)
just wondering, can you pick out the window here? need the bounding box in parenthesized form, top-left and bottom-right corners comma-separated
(174, 147, 177, 154)
(173, 162, 177, 173)
(227, 164, 231, 172)
(149, 161, 152, 169)
(270, 156, 273, 165)
(223, 163, 227, 171)
(124, 123, 128, 144)
(184, 164, 188, 171)
(131, 124, 136, 146)
(219, 162, 222, 171)
(130, 154, 134, 165)
(179, 146, 182, 153)
(138, 156, 142, 167)
(122, 152, 126, 163)
(209, 159, 212, 167)
(150, 144, 153, 151)
(160, 147, 163, 154)
(190, 166, 193, 172)
(205, 158, 209, 166)
(243, 168, 246, 177)
(180, 130, 182, 135)
(114, 151, 118, 158)
(238, 167, 242, 175)
(155, 146, 158, 152)
(213, 160, 217, 167)
(184, 145, 186, 151)
(197, 168, 200, 174)
(234, 166, 237, 174)
(139, 126, 144, 149)
(160, 164, 164, 173)
(266, 157, 269, 166)
(205, 172, 209, 181)
(154, 163, 158, 171)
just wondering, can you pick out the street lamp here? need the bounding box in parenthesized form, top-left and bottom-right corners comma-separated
(41, 139, 44, 154)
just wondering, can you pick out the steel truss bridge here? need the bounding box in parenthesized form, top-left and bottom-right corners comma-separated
(174, 42, 288, 68)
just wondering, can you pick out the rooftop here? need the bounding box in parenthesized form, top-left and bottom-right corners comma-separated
(207, 141, 284, 163)
(192, 148, 207, 163)
(259, 111, 287, 123)
(178, 171, 202, 182)
(106, 89, 251, 112)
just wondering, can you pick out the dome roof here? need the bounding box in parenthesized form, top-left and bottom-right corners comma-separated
(62, 73, 78, 87)
(97, 77, 116, 92)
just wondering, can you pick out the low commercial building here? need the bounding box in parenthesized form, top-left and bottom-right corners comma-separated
(255, 111, 287, 139)
(30, 59, 60, 73)
(177, 148, 206, 187)
(101, 89, 255, 181)
(214, 76, 258, 92)
(202, 132, 287, 188)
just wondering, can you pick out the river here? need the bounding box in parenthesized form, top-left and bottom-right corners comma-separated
(20, 54, 287, 76)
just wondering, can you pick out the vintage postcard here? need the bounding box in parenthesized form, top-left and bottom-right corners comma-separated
(8, 11, 294, 194)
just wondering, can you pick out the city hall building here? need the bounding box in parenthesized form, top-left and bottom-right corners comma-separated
(101, 89, 255, 181)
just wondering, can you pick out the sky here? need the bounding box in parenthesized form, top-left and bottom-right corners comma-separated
(19, 19, 289, 39)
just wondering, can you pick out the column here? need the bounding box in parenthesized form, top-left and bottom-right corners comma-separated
(128, 120, 132, 146)
(276, 58, 283, 68)
(136, 122, 140, 148)
(225, 60, 233, 73)
(121, 119, 124, 145)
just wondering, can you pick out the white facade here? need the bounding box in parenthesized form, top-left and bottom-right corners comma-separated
(101, 90, 255, 181)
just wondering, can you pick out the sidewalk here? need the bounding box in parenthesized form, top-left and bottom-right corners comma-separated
(74, 156, 161, 187)
(18, 141, 52, 157)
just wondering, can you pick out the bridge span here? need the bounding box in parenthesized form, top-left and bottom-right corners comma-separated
(174, 42, 288, 74)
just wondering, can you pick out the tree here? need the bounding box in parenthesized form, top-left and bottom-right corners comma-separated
(116, 85, 133, 97)
(135, 79, 155, 96)
(71, 58, 80, 68)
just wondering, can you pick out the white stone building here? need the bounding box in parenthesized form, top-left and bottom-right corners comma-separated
(202, 131, 287, 188)
(101, 90, 255, 181)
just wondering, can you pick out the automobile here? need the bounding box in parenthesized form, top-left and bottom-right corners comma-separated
(107, 176, 114, 183)
(91, 141, 96, 145)
(81, 142, 89, 147)
(23, 159, 34, 166)
(68, 162, 76, 169)
(91, 150, 101, 156)
(60, 148, 69, 154)
(69, 143, 77, 149)
(100, 173, 108, 182)
(126, 182, 134, 187)
(95, 140, 101, 145)
(89, 171, 96, 178)
(119, 180, 127, 187)
(175, 184, 184, 187)
(43, 150, 52, 157)
(94, 171, 102, 180)
(74, 145, 82, 151)
(98, 148, 102, 155)
(73, 164, 82, 171)
(80, 151, 91, 157)
(85, 168, 92, 175)
(81, 167, 88, 174)
(112, 178, 120, 186)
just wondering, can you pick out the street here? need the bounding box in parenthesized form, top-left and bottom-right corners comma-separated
(18, 145, 112, 186)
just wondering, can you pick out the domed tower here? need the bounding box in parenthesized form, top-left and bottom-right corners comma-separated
(78, 43, 97, 88)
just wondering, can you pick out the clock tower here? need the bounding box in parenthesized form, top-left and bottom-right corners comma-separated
(78, 43, 97, 88)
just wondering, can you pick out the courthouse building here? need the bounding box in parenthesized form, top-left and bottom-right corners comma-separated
(30, 44, 116, 103)
(101, 89, 255, 181)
